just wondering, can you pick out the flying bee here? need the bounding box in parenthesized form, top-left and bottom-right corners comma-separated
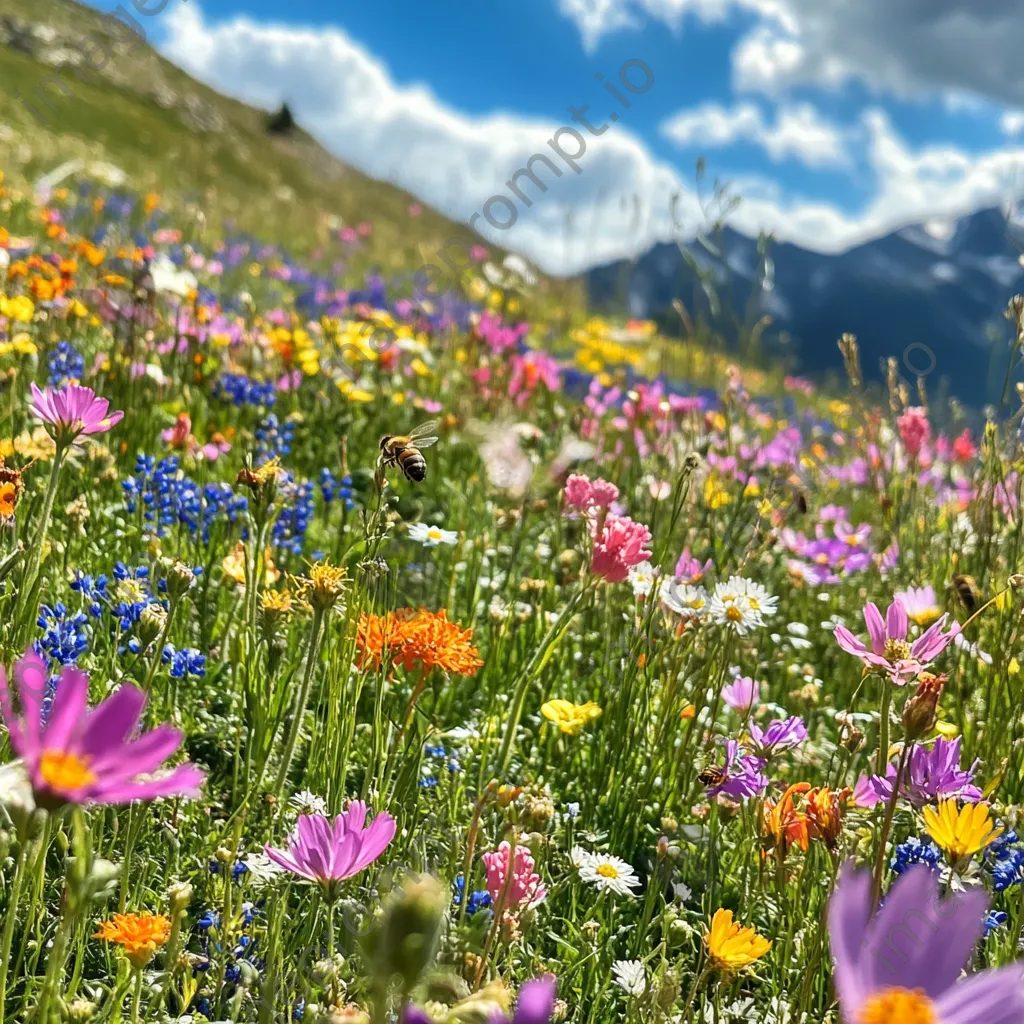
(698, 764, 727, 788)
(951, 574, 981, 615)
(378, 419, 439, 483)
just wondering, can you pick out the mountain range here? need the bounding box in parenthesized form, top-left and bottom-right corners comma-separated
(586, 207, 1024, 408)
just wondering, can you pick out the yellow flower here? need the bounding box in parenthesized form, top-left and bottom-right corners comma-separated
(336, 378, 375, 402)
(12, 333, 36, 356)
(923, 800, 1003, 862)
(94, 912, 171, 969)
(704, 908, 771, 972)
(0, 295, 34, 322)
(1010, 657, 1020, 676)
(295, 560, 348, 613)
(703, 475, 731, 509)
(540, 699, 602, 735)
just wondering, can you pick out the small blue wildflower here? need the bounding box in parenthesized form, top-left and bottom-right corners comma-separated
(214, 373, 276, 408)
(891, 837, 942, 876)
(35, 603, 89, 667)
(986, 910, 1008, 935)
(47, 341, 85, 387)
(70, 572, 108, 617)
(162, 644, 207, 679)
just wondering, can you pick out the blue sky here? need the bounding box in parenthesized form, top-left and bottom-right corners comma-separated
(89, 0, 1024, 272)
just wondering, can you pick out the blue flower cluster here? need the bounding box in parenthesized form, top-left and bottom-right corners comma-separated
(272, 475, 315, 555)
(319, 468, 355, 510)
(162, 643, 207, 678)
(123, 454, 247, 541)
(47, 341, 85, 387)
(193, 899, 264, 1008)
(70, 572, 109, 617)
(890, 836, 942, 875)
(35, 603, 89, 666)
(419, 744, 462, 789)
(214, 372, 276, 408)
(255, 413, 295, 463)
(453, 875, 493, 916)
(986, 831, 1024, 892)
(110, 563, 154, 630)
(986, 910, 1009, 936)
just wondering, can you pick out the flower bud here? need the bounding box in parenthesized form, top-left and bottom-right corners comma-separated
(165, 560, 197, 601)
(365, 874, 446, 992)
(168, 880, 193, 915)
(902, 672, 946, 742)
(137, 603, 167, 645)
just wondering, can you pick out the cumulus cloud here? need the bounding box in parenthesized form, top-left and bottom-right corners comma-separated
(160, 5, 1024, 274)
(660, 102, 848, 168)
(559, 0, 1024, 109)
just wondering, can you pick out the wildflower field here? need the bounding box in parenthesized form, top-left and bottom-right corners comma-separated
(3, 167, 1024, 1024)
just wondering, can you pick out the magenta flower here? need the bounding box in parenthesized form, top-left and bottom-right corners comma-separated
(674, 547, 713, 584)
(590, 514, 652, 583)
(829, 862, 1024, 1022)
(481, 840, 547, 914)
(722, 676, 760, 715)
(264, 803, 396, 897)
(833, 597, 959, 685)
(30, 382, 124, 445)
(897, 405, 931, 459)
(0, 649, 204, 809)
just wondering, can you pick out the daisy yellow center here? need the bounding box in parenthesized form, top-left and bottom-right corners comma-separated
(596, 863, 620, 878)
(748, 597, 760, 610)
(39, 750, 96, 792)
(726, 605, 743, 622)
(883, 638, 912, 663)
(857, 988, 936, 1024)
(427, 527, 443, 540)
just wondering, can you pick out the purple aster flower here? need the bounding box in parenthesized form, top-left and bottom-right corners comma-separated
(704, 739, 769, 801)
(829, 862, 1024, 1022)
(857, 737, 982, 809)
(746, 716, 808, 758)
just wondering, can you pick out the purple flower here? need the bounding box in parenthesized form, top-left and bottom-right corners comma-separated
(829, 862, 1024, 1022)
(833, 597, 960, 686)
(722, 676, 759, 715)
(856, 737, 982, 809)
(265, 803, 396, 898)
(746, 716, 808, 758)
(30, 382, 124, 445)
(0, 648, 204, 808)
(704, 739, 769, 801)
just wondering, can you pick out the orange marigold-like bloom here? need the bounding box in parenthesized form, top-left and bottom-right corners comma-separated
(761, 782, 811, 860)
(94, 912, 171, 968)
(805, 786, 850, 850)
(356, 608, 483, 677)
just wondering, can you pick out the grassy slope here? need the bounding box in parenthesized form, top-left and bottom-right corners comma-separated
(0, 0, 516, 283)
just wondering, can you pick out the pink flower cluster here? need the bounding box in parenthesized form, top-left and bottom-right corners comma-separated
(590, 514, 652, 583)
(482, 841, 547, 913)
(897, 406, 931, 458)
(563, 473, 619, 510)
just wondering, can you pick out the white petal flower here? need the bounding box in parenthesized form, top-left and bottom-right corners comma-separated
(577, 852, 642, 897)
(408, 522, 459, 547)
(611, 959, 646, 997)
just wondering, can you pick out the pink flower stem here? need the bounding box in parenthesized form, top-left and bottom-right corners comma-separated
(871, 741, 911, 912)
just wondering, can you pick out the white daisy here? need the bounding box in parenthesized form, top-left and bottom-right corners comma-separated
(288, 790, 328, 816)
(659, 579, 709, 618)
(576, 850, 642, 897)
(240, 851, 286, 888)
(628, 563, 656, 597)
(408, 522, 459, 547)
(611, 959, 647, 997)
(708, 576, 773, 635)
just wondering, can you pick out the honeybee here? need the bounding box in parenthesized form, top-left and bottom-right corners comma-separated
(379, 419, 439, 483)
(698, 764, 727, 788)
(952, 574, 981, 615)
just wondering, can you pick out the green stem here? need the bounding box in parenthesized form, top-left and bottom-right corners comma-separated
(129, 968, 143, 1024)
(0, 834, 30, 1022)
(273, 607, 325, 798)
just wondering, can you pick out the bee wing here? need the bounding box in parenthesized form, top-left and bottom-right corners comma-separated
(408, 420, 440, 446)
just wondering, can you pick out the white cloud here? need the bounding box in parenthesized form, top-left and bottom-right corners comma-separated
(1002, 111, 1024, 137)
(559, 0, 1024, 109)
(661, 102, 847, 168)
(160, 5, 1024, 275)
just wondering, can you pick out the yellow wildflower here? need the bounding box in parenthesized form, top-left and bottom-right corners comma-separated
(923, 800, 1002, 862)
(540, 699, 602, 735)
(704, 908, 771, 972)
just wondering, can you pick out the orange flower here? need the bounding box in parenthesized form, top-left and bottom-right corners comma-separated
(94, 912, 171, 969)
(761, 782, 811, 860)
(805, 786, 851, 850)
(356, 608, 482, 677)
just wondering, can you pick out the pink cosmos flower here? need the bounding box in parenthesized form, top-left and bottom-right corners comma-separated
(722, 676, 760, 715)
(675, 548, 712, 584)
(897, 406, 931, 459)
(564, 473, 620, 511)
(590, 514, 652, 583)
(482, 841, 547, 913)
(265, 803, 396, 897)
(833, 597, 959, 685)
(30, 382, 124, 445)
(0, 649, 204, 808)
